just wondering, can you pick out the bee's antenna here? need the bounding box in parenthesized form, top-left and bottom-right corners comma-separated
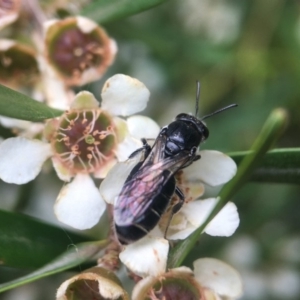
(201, 104, 238, 120)
(195, 81, 201, 117)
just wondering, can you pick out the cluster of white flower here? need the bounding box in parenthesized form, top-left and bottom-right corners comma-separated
(0, 3, 243, 297)
(0, 69, 243, 298)
(0, 74, 159, 229)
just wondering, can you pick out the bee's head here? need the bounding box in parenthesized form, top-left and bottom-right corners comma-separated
(181, 81, 237, 140)
(175, 113, 209, 142)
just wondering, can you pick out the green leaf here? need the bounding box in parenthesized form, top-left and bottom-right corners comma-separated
(82, 0, 168, 24)
(230, 148, 300, 184)
(0, 241, 107, 293)
(168, 108, 289, 268)
(0, 84, 63, 121)
(0, 210, 89, 268)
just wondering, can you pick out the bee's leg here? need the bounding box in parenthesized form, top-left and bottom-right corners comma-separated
(128, 138, 151, 159)
(180, 147, 200, 169)
(164, 186, 185, 239)
(173, 186, 185, 213)
(193, 154, 201, 162)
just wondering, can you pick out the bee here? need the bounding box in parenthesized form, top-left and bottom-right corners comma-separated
(114, 83, 237, 244)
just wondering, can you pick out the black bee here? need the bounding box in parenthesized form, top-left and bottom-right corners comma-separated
(114, 83, 237, 244)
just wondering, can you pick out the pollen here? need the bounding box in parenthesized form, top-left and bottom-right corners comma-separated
(73, 47, 84, 57)
(52, 109, 117, 173)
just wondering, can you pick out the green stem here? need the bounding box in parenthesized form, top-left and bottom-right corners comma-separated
(167, 108, 288, 268)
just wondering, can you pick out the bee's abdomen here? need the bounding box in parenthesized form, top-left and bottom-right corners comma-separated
(115, 174, 175, 244)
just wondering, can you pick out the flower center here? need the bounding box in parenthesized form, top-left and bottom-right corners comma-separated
(151, 278, 201, 300)
(52, 109, 117, 173)
(50, 27, 104, 78)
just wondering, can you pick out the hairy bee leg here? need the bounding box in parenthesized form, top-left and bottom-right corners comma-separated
(164, 186, 185, 239)
(128, 138, 151, 159)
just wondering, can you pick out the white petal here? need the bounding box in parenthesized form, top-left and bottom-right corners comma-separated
(203, 289, 222, 300)
(101, 74, 150, 116)
(168, 198, 217, 239)
(115, 135, 143, 162)
(43, 19, 56, 32)
(55, 174, 106, 229)
(76, 16, 97, 33)
(0, 116, 45, 139)
(42, 75, 74, 110)
(0, 14, 18, 31)
(0, 39, 16, 51)
(167, 198, 238, 240)
(18, 123, 45, 139)
(40, 59, 74, 110)
(119, 234, 169, 277)
(127, 115, 160, 139)
(132, 276, 158, 300)
(0, 116, 32, 130)
(70, 91, 99, 109)
(51, 156, 73, 182)
(167, 226, 196, 241)
(93, 158, 117, 179)
(205, 202, 239, 237)
(99, 151, 144, 204)
(193, 258, 243, 298)
(185, 150, 237, 186)
(113, 116, 129, 143)
(0, 137, 52, 184)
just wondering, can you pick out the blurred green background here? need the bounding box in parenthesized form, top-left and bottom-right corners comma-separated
(1, 0, 300, 299)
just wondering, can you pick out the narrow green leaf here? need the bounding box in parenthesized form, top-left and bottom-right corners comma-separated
(168, 108, 289, 268)
(230, 148, 300, 184)
(82, 0, 168, 24)
(0, 241, 107, 293)
(0, 210, 89, 268)
(0, 84, 63, 121)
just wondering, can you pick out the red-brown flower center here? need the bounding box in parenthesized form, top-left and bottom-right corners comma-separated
(52, 109, 117, 173)
(49, 26, 105, 78)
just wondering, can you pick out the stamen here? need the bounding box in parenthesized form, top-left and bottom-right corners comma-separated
(77, 155, 88, 171)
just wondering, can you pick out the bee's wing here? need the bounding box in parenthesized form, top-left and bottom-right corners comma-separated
(100, 145, 147, 205)
(114, 133, 193, 226)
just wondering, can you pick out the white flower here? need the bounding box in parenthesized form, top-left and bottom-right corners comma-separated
(132, 258, 243, 300)
(100, 144, 239, 277)
(0, 74, 160, 230)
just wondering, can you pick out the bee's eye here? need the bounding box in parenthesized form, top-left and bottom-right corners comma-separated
(202, 125, 209, 140)
(175, 113, 189, 121)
